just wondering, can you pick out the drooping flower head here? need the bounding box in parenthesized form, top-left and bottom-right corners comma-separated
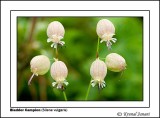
(90, 58, 107, 89)
(105, 53, 127, 72)
(29, 55, 50, 85)
(51, 59, 69, 90)
(96, 19, 117, 50)
(47, 21, 65, 48)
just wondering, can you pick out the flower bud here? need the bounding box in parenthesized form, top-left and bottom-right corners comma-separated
(96, 19, 117, 50)
(47, 21, 65, 48)
(105, 53, 127, 72)
(90, 58, 107, 88)
(51, 59, 69, 89)
(28, 55, 50, 85)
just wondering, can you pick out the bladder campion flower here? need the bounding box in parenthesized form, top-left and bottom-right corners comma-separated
(51, 59, 69, 89)
(90, 58, 107, 89)
(105, 53, 127, 72)
(28, 55, 50, 85)
(47, 21, 65, 48)
(96, 19, 117, 50)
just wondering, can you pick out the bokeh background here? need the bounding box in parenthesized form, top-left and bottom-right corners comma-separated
(17, 17, 143, 101)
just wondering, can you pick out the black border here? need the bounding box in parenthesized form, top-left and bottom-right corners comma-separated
(11, 10, 150, 108)
(1, 0, 159, 1)
(0, 1, 1, 117)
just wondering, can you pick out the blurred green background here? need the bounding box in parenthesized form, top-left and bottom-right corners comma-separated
(17, 17, 143, 101)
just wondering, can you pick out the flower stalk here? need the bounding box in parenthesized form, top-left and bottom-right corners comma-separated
(47, 21, 69, 101)
(85, 79, 92, 100)
(63, 91, 68, 101)
(96, 37, 100, 58)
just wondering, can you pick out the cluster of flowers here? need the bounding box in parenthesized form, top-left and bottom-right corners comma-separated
(28, 19, 127, 91)
(90, 19, 127, 89)
(28, 21, 68, 90)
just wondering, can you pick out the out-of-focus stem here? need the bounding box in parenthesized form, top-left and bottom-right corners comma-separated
(28, 17, 37, 42)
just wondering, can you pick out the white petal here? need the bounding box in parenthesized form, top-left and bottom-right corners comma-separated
(51, 43, 54, 47)
(91, 80, 94, 83)
(60, 41, 65, 45)
(101, 81, 106, 88)
(53, 44, 57, 48)
(107, 41, 112, 47)
(64, 81, 69, 86)
(101, 83, 105, 88)
(100, 39, 105, 43)
(47, 38, 52, 42)
(91, 80, 96, 87)
(98, 83, 101, 88)
(57, 83, 62, 89)
(52, 82, 57, 87)
(111, 38, 117, 43)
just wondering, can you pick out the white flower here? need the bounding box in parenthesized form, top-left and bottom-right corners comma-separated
(47, 21, 65, 48)
(96, 19, 117, 50)
(50, 59, 69, 89)
(29, 55, 50, 85)
(105, 53, 127, 72)
(90, 58, 107, 89)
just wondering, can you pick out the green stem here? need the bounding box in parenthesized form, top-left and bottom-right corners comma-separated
(99, 57, 106, 60)
(85, 81, 91, 100)
(96, 37, 100, 58)
(63, 91, 67, 101)
(55, 47, 58, 59)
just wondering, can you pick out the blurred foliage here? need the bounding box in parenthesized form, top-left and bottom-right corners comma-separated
(17, 17, 143, 101)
